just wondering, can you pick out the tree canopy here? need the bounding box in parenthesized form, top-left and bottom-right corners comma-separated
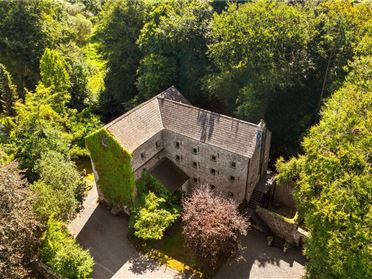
(276, 56, 372, 278)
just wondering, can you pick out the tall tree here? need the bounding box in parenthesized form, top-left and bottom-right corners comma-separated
(0, 64, 18, 116)
(40, 48, 71, 111)
(206, 0, 316, 120)
(276, 56, 372, 278)
(96, 0, 146, 118)
(182, 185, 249, 268)
(0, 162, 42, 279)
(137, 0, 213, 105)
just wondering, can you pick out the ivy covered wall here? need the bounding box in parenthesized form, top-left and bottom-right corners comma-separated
(85, 128, 135, 208)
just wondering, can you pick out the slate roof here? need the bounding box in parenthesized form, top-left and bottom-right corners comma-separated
(106, 86, 260, 157)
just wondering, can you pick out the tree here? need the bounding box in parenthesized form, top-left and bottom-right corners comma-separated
(0, 162, 42, 279)
(206, 0, 316, 120)
(31, 150, 86, 222)
(7, 84, 71, 177)
(133, 192, 180, 240)
(129, 173, 180, 240)
(40, 48, 71, 111)
(96, 0, 146, 118)
(137, 0, 213, 104)
(182, 185, 249, 268)
(0, 64, 18, 116)
(276, 56, 372, 278)
(41, 217, 93, 279)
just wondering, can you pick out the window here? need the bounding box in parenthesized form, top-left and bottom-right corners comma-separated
(175, 141, 180, 149)
(210, 168, 216, 175)
(211, 155, 217, 162)
(192, 147, 198, 154)
(210, 184, 216, 190)
(228, 192, 234, 198)
(140, 152, 146, 159)
(101, 135, 108, 148)
(230, 175, 235, 181)
(155, 141, 160, 148)
(193, 177, 198, 183)
(193, 161, 198, 168)
(176, 155, 181, 161)
(231, 161, 236, 168)
(142, 168, 146, 173)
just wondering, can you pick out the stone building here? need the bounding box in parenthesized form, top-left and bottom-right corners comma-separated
(104, 86, 271, 203)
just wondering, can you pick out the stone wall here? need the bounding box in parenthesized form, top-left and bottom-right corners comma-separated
(163, 130, 250, 202)
(129, 128, 269, 203)
(256, 206, 305, 246)
(272, 182, 296, 210)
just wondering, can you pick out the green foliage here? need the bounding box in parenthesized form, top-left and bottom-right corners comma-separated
(137, 0, 212, 104)
(0, 64, 18, 116)
(276, 56, 372, 278)
(130, 173, 181, 240)
(40, 48, 71, 111)
(68, 108, 102, 157)
(96, 0, 146, 117)
(7, 84, 71, 177)
(31, 150, 86, 222)
(85, 127, 135, 207)
(133, 191, 180, 240)
(207, 0, 315, 120)
(42, 217, 93, 279)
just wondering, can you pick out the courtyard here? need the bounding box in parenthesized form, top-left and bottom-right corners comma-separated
(69, 185, 306, 278)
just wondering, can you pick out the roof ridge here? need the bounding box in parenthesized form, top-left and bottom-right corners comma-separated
(156, 97, 259, 129)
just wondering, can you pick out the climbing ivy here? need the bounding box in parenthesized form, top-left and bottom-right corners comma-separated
(85, 127, 135, 208)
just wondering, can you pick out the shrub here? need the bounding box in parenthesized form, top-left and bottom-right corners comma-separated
(41, 218, 93, 279)
(129, 173, 180, 240)
(182, 185, 249, 268)
(85, 127, 135, 207)
(0, 162, 42, 279)
(31, 150, 86, 222)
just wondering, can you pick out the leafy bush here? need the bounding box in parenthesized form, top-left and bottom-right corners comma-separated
(129, 173, 180, 240)
(85, 127, 135, 207)
(42, 218, 93, 279)
(31, 150, 86, 222)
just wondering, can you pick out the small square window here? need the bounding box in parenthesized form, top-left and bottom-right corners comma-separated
(230, 176, 235, 181)
(228, 192, 234, 198)
(175, 142, 180, 149)
(210, 184, 216, 190)
(155, 141, 160, 148)
(176, 155, 181, 161)
(192, 147, 198, 154)
(210, 168, 216, 175)
(140, 152, 146, 159)
(193, 161, 198, 168)
(231, 161, 236, 168)
(193, 177, 198, 183)
(211, 155, 217, 162)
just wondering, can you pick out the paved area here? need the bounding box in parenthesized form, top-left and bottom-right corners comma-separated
(69, 186, 306, 279)
(215, 230, 306, 279)
(68, 186, 180, 278)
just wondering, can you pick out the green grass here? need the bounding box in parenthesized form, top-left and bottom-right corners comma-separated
(85, 128, 135, 208)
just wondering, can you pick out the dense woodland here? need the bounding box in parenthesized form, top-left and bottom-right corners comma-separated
(0, 0, 371, 278)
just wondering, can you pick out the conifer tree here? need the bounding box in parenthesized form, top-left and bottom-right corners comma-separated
(39, 48, 71, 112)
(0, 64, 17, 116)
